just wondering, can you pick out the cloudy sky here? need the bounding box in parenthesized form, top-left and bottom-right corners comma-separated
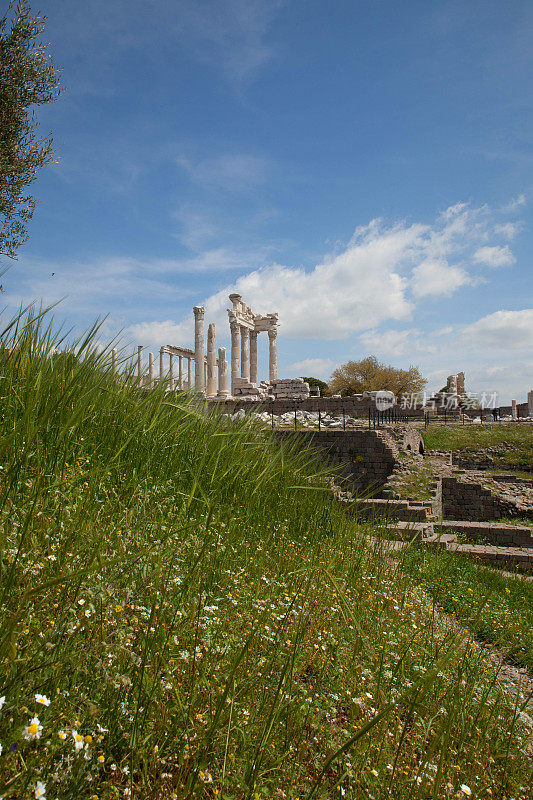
(3, 0, 532, 403)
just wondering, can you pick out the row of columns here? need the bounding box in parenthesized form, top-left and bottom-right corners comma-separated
(136, 345, 193, 390)
(133, 297, 278, 398)
(229, 320, 277, 395)
(193, 306, 230, 398)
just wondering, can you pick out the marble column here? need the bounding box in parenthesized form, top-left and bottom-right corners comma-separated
(230, 320, 240, 395)
(249, 331, 258, 385)
(511, 399, 517, 420)
(187, 358, 192, 389)
(268, 329, 277, 381)
(193, 306, 205, 391)
(528, 390, 533, 418)
(159, 348, 165, 385)
(204, 360, 207, 388)
(148, 352, 155, 386)
(206, 323, 217, 397)
(240, 327, 250, 381)
(137, 345, 143, 385)
(178, 355, 183, 389)
(217, 347, 230, 398)
(169, 354, 175, 391)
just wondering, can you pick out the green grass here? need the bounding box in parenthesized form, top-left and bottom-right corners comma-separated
(0, 310, 532, 800)
(422, 424, 533, 469)
(388, 461, 435, 501)
(399, 545, 533, 672)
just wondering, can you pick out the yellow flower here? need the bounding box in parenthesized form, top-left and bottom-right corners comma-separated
(97, 754, 105, 763)
(115, 605, 123, 613)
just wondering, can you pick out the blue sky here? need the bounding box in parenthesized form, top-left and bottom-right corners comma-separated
(3, 0, 532, 403)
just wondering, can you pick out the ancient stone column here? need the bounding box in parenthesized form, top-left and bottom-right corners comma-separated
(148, 352, 155, 386)
(160, 348, 165, 385)
(169, 354, 175, 391)
(137, 345, 143, 385)
(217, 347, 230, 398)
(193, 306, 205, 391)
(178, 355, 183, 389)
(528, 390, 533, 418)
(230, 320, 240, 395)
(511, 399, 517, 419)
(250, 331, 258, 385)
(456, 372, 465, 395)
(112, 348, 118, 375)
(268, 329, 277, 381)
(187, 358, 192, 389)
(206, 323, 217, 397)
(240, 327, 250, 380)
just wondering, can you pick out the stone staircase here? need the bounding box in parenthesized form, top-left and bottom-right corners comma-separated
(338, 490, 533, 573)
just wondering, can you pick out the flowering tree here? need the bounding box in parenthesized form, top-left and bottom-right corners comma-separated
(328, 356, 427, 397)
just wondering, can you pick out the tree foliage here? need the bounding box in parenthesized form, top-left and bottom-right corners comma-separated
(0, 1, 60, 259)
(328, 356, 427, 398)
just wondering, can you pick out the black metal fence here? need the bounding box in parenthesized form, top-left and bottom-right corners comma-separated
(265, 403, 532, 431)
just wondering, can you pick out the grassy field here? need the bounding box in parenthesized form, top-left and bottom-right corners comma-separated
(0, 311, 532, 799)
(399, 545, 533, 672)
(422, 424, 533, 469)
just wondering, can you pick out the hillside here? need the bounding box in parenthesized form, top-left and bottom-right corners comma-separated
(0, 314, 531, 800)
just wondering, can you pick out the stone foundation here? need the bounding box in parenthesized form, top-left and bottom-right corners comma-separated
(272, 429, 401, 492)
(441, 477, 533, 521)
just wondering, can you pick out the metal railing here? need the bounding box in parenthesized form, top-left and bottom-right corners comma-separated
(263, 403, 532, 432)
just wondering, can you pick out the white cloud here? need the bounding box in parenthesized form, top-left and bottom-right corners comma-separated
(161, 199, 523, 341)
(177, 153, 270, 192)
(286, 358, 336, 378)
(473, 245, 515, 268)
(494, 222, 521, 240)
(411, 258, 472, 298)
(359, 327, 439, 358)
(127, 319, 194, 348)
(502, 193, 526, 212)
(461, 309, 533, 350)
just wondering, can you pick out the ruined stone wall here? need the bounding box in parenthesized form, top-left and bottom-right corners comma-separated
(272, 429, 398, 492)
(441, 477, 529, 521)
(211, 397, 424, 417)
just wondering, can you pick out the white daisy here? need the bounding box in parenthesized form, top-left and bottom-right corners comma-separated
(35, 694, 50, 707)
(23, 717, 43, 740)
(34, 781, 46, 799)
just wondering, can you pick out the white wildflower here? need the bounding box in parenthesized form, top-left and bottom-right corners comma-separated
(72, 730, 84, 750)
(23, 717, 43, 740)
(34, 782, 46, 799)
(35, 694, 50, 707)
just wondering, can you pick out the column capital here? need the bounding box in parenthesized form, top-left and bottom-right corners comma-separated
(268, 327, 277, 339)
(193, 305, 205, 319)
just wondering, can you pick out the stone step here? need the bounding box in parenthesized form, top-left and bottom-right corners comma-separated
(435, 520, 533, 548)
(443, 542, 533, 572)
(424, 532, 458, 549)
(383, 521, 434, 540)
(342, 498, 429, 522)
